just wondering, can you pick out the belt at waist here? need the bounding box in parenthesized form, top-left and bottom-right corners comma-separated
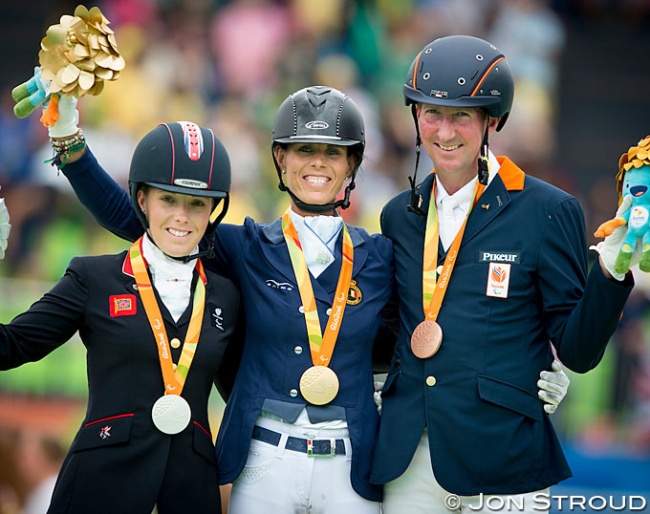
(252, 425, 346, 456)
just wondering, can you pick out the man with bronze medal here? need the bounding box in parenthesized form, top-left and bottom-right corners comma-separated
(372, 35, 635, 514)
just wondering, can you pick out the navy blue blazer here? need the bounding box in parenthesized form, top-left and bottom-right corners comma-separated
(370, 157, 634, 496)
(212, 218, 393, 501)
(0, 252, 239, 513)
(61, 150, 395, 502)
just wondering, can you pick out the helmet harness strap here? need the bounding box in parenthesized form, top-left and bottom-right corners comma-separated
(144, 196, 229, 263)
(273, 146, 357, 215)
(408, 106, 492, 216)
(478, 123, 490, 186)
(407, 104, 426, 216)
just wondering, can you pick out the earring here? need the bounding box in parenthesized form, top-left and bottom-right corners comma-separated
(281, 169, 286, 174)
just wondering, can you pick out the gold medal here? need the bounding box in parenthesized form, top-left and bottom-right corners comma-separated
(299, 366, 339, 405)
(411, 320, 443, 359)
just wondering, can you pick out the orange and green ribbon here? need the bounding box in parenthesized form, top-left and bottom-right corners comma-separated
(129, 237, 207, 395)
(282, 209, 353, 367)
(422, 177, 485, 321)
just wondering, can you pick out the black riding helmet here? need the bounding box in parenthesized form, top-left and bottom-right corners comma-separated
(129, 121, 231, 261)
(403, 35, 514, 213)
(404, 35, 514, 131)
(271, 86, 365, 214)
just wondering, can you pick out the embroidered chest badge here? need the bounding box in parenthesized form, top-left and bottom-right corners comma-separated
(99, 425, 112, 439)
(109, 294, 137, 317)
(346, 280, 362, 305)
(211, 306, 225, 331)
(486, 262, 510, 298)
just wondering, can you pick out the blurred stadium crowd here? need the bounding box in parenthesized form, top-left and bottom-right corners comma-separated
(0, 0, 649, 512)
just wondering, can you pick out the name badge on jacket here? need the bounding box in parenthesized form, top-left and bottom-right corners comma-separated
(480, 251, 520, 299)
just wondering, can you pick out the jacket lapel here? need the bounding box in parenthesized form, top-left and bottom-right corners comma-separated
(121, 251, 184, 327)
(260, 218, 299, 284)
(260, 216, 369, 300)
(462, 157, 525, 246)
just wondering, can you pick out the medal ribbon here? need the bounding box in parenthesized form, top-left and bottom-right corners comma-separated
(129, 237, 207, 395)
(282, 209, 353, 367)
(422, 177, 485, 321)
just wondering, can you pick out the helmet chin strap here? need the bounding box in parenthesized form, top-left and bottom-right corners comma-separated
(408, 108, 492, 217)
(145, 197, 229, 263)
(273, 145, 356, 215)
(284, 183, 354, 215)
(145, 232, 212, 263)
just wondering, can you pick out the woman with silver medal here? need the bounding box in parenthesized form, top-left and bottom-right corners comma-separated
(22, 81, 573, 512)
(0, 121, 239, 514)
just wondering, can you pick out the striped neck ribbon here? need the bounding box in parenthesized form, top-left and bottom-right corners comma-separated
(129, 237, 207, 395)
(422, 177, 485, 321)
(282, 208, 353, 367)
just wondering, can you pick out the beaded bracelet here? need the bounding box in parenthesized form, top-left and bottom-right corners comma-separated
(47, 129, 87, 169)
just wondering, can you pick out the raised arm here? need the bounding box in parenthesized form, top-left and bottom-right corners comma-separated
(13, 66, 143, 242)
(62, 147, 143, 242)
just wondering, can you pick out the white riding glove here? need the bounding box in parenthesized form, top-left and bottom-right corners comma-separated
(12, 67, 80, 139)
(46, 94, 80, 139)
(538, 360, 570, 414)
(0, 192, 10, 259)
(591, 195, 638, 281)
(373, 380, 384, 415)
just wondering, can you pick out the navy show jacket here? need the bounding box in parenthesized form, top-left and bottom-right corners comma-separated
(371, 157, 633, 496)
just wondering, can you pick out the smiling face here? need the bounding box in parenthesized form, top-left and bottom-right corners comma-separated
(416, 103, 498, 193)
(275, 143, 356, 216)
(137, 187, 212, 258)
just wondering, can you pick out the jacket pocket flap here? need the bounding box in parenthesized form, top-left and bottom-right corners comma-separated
(477, 375, 542, 422)
(72, 414, 134, 452)
(192, 422, 217, 466)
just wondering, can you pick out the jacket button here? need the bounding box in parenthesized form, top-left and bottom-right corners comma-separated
(299, 306, 305, 313)
(294, 346, 303, 355)
(289, 389, 298, 398)
(426, 376, 437, 387)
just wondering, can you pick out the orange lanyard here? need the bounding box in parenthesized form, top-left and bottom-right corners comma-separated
(129, 237, 207, 395)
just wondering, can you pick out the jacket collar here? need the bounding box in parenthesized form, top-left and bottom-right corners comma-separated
(413, 156, 526, 250)
(260, 216, 369, 296)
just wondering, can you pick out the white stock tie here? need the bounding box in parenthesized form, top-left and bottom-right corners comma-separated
(439, 196, 460, 251)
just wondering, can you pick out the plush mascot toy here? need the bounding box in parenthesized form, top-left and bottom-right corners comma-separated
(595, 135, 650, 274)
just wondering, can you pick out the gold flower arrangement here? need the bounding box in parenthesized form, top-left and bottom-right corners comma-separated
(39, 4, 124, 125)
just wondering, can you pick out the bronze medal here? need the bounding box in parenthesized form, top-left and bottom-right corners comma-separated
(410, 320, 443, 359)
(299, 366, 340, 405)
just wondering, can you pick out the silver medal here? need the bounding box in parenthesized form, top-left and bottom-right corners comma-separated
(151, 395, 191, 434)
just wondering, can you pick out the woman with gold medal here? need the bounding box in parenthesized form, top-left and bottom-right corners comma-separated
(0, 121, 239, 513)
(20, 80, 573, 512)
